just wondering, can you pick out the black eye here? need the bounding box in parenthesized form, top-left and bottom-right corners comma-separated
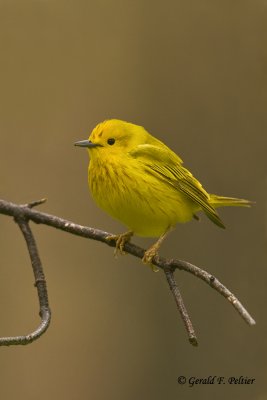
(107, 138, 115, 145)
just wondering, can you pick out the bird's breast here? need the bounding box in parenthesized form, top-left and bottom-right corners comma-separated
(88, 157, 195, 236)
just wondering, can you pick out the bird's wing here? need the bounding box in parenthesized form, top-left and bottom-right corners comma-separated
(129, 144, 225, 228)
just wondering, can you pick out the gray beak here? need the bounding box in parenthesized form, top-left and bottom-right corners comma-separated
(74, 139, 102, 148)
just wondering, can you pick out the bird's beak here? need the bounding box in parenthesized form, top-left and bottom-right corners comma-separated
(74, 139, 102, 148)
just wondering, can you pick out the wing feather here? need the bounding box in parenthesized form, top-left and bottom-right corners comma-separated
(129, 144, 225, 228)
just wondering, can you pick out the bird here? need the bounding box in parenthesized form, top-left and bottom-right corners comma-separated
(75, 119, 251, 265)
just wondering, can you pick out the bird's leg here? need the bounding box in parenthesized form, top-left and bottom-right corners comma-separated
(106, 231, 133, 256)
(142, 226, 174, 266)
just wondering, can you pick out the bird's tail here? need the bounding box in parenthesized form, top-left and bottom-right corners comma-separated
(210, 194, 253, 208)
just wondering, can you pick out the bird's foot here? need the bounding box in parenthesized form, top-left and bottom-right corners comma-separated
(142, 227, 174, 272)
(142, 246, 159, 272)
(106, 231, 133, 257)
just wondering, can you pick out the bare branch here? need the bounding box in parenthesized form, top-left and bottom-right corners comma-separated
(164, 267, 198, 346)
(159, 259, 256, 327)
(0, 198, 255, 346)
(0, 202, 51, 346)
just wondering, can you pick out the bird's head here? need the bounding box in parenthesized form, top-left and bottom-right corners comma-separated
(75, 119, 150, 160)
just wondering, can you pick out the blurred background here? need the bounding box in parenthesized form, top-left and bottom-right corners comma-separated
(0, 0, 266, 399)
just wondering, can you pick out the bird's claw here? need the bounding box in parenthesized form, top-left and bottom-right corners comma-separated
(142, 248, 159, 272)
(106, 231, 133, 257)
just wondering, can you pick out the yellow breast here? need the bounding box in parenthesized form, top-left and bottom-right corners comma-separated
(88, 154, 196, 237)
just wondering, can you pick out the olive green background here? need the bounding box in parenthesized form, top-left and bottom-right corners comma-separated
(0, 1, 266, 399)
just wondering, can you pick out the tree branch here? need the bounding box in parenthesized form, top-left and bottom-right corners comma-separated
(164, 267, 198, 346)
(0, 199, 255, 346)
(0, 201, 51, 346)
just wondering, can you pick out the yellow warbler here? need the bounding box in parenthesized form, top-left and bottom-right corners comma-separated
(75, 119, 251, 264)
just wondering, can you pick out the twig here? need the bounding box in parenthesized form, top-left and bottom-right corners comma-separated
(0, 202, 51, 346)
(164, 267, 198, 346)
(0, 198, 255, 346)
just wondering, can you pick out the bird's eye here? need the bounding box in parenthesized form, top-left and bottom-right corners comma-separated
(107, 138, 115, 145)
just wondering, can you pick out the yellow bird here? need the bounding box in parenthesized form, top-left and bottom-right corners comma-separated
(75, 119, 251, 264)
